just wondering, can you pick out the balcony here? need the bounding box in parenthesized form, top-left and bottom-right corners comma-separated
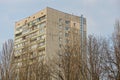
(15, 29, 22, 34)
(38, 45, 45, 50)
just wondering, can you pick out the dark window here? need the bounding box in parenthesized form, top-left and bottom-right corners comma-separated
(15, 32, 22, 37)
(73, 23, 76, 26)
(41, 15, 46, 21)
(65, 33, 69, 37)
(30, 38, 37, 42)
(31, 24, 37, 30)
(59, 44, 62, 48)
(65, 26, 69, 30)
(27, 23, 30, 26)
(65, 20, 70, 24)
(59, 18, 62, 22)
(22, 36, 26, 40)
(33, 16, 35, 18)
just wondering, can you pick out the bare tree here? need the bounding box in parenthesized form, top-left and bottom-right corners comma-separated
(87, 35, 102, 80)
(52, 28, 88, 80)
(112, 20, 120, 80)
(87, 35, 115, 80)
(0, 39, 15, 80)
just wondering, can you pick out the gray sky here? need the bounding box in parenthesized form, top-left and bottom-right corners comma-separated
(0, 0, 120, 49)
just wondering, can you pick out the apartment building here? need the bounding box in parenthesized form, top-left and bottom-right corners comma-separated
(14, 7, 86, 68)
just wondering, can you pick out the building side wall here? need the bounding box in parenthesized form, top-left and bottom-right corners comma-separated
(46, 7, 82, 62)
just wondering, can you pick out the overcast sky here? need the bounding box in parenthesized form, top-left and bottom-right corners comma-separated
(0, 0, 120, 49)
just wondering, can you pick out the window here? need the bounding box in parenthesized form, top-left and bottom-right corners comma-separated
(33, 16, 35, 18)
(15, 32, 22, 37)
(59, 44, 62, 48)
(33, 19, 38, 23)
(37, 17, 41, 22)
(22, 42, 25, 46)
(15, 43, 22, 48)
(22, 36, 26, 40)
(22, 48, 25, 52)
(31, 25, 37, 30)
(30, 38, 37, 42)
(27, 23, 30, 26)
(40, 15, 46, 21)
(25, 20, 27, 23)
(15, 38, 22, 42)
(59, 37, 62, 41)
(30, 52, 36, 59)
(36, 15, 46, 22)
(65, 39, 69, 43)
(65, 26, 69, 30)
(15, 45, 18, 49)
(15, 49, 22, 54)
(40, 28, 45, 33)
(18, 62, 22, 66)
(39, 49, 45, 55)
(37, 35, 45, 40)
(39, 55, 45, 61)
(31, 44, 37, 49)
(29, 32, 38, 37)
(29, 21, 33, 26)
(40, 35, 45, 39)
(30, 52, 33, 55)
(59, 18, 63, 25)
(73, 23, 76, 26)
(38, 22, 46, 28)
(59, 26, 62, 29)
(65, 33, 69, 37)
(16, 27, 22, 31)
(65, 20, 70, 24)
(59, 18, 62, 22)
(39, 41, 45, 46)
(22, 28, 29, 34)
